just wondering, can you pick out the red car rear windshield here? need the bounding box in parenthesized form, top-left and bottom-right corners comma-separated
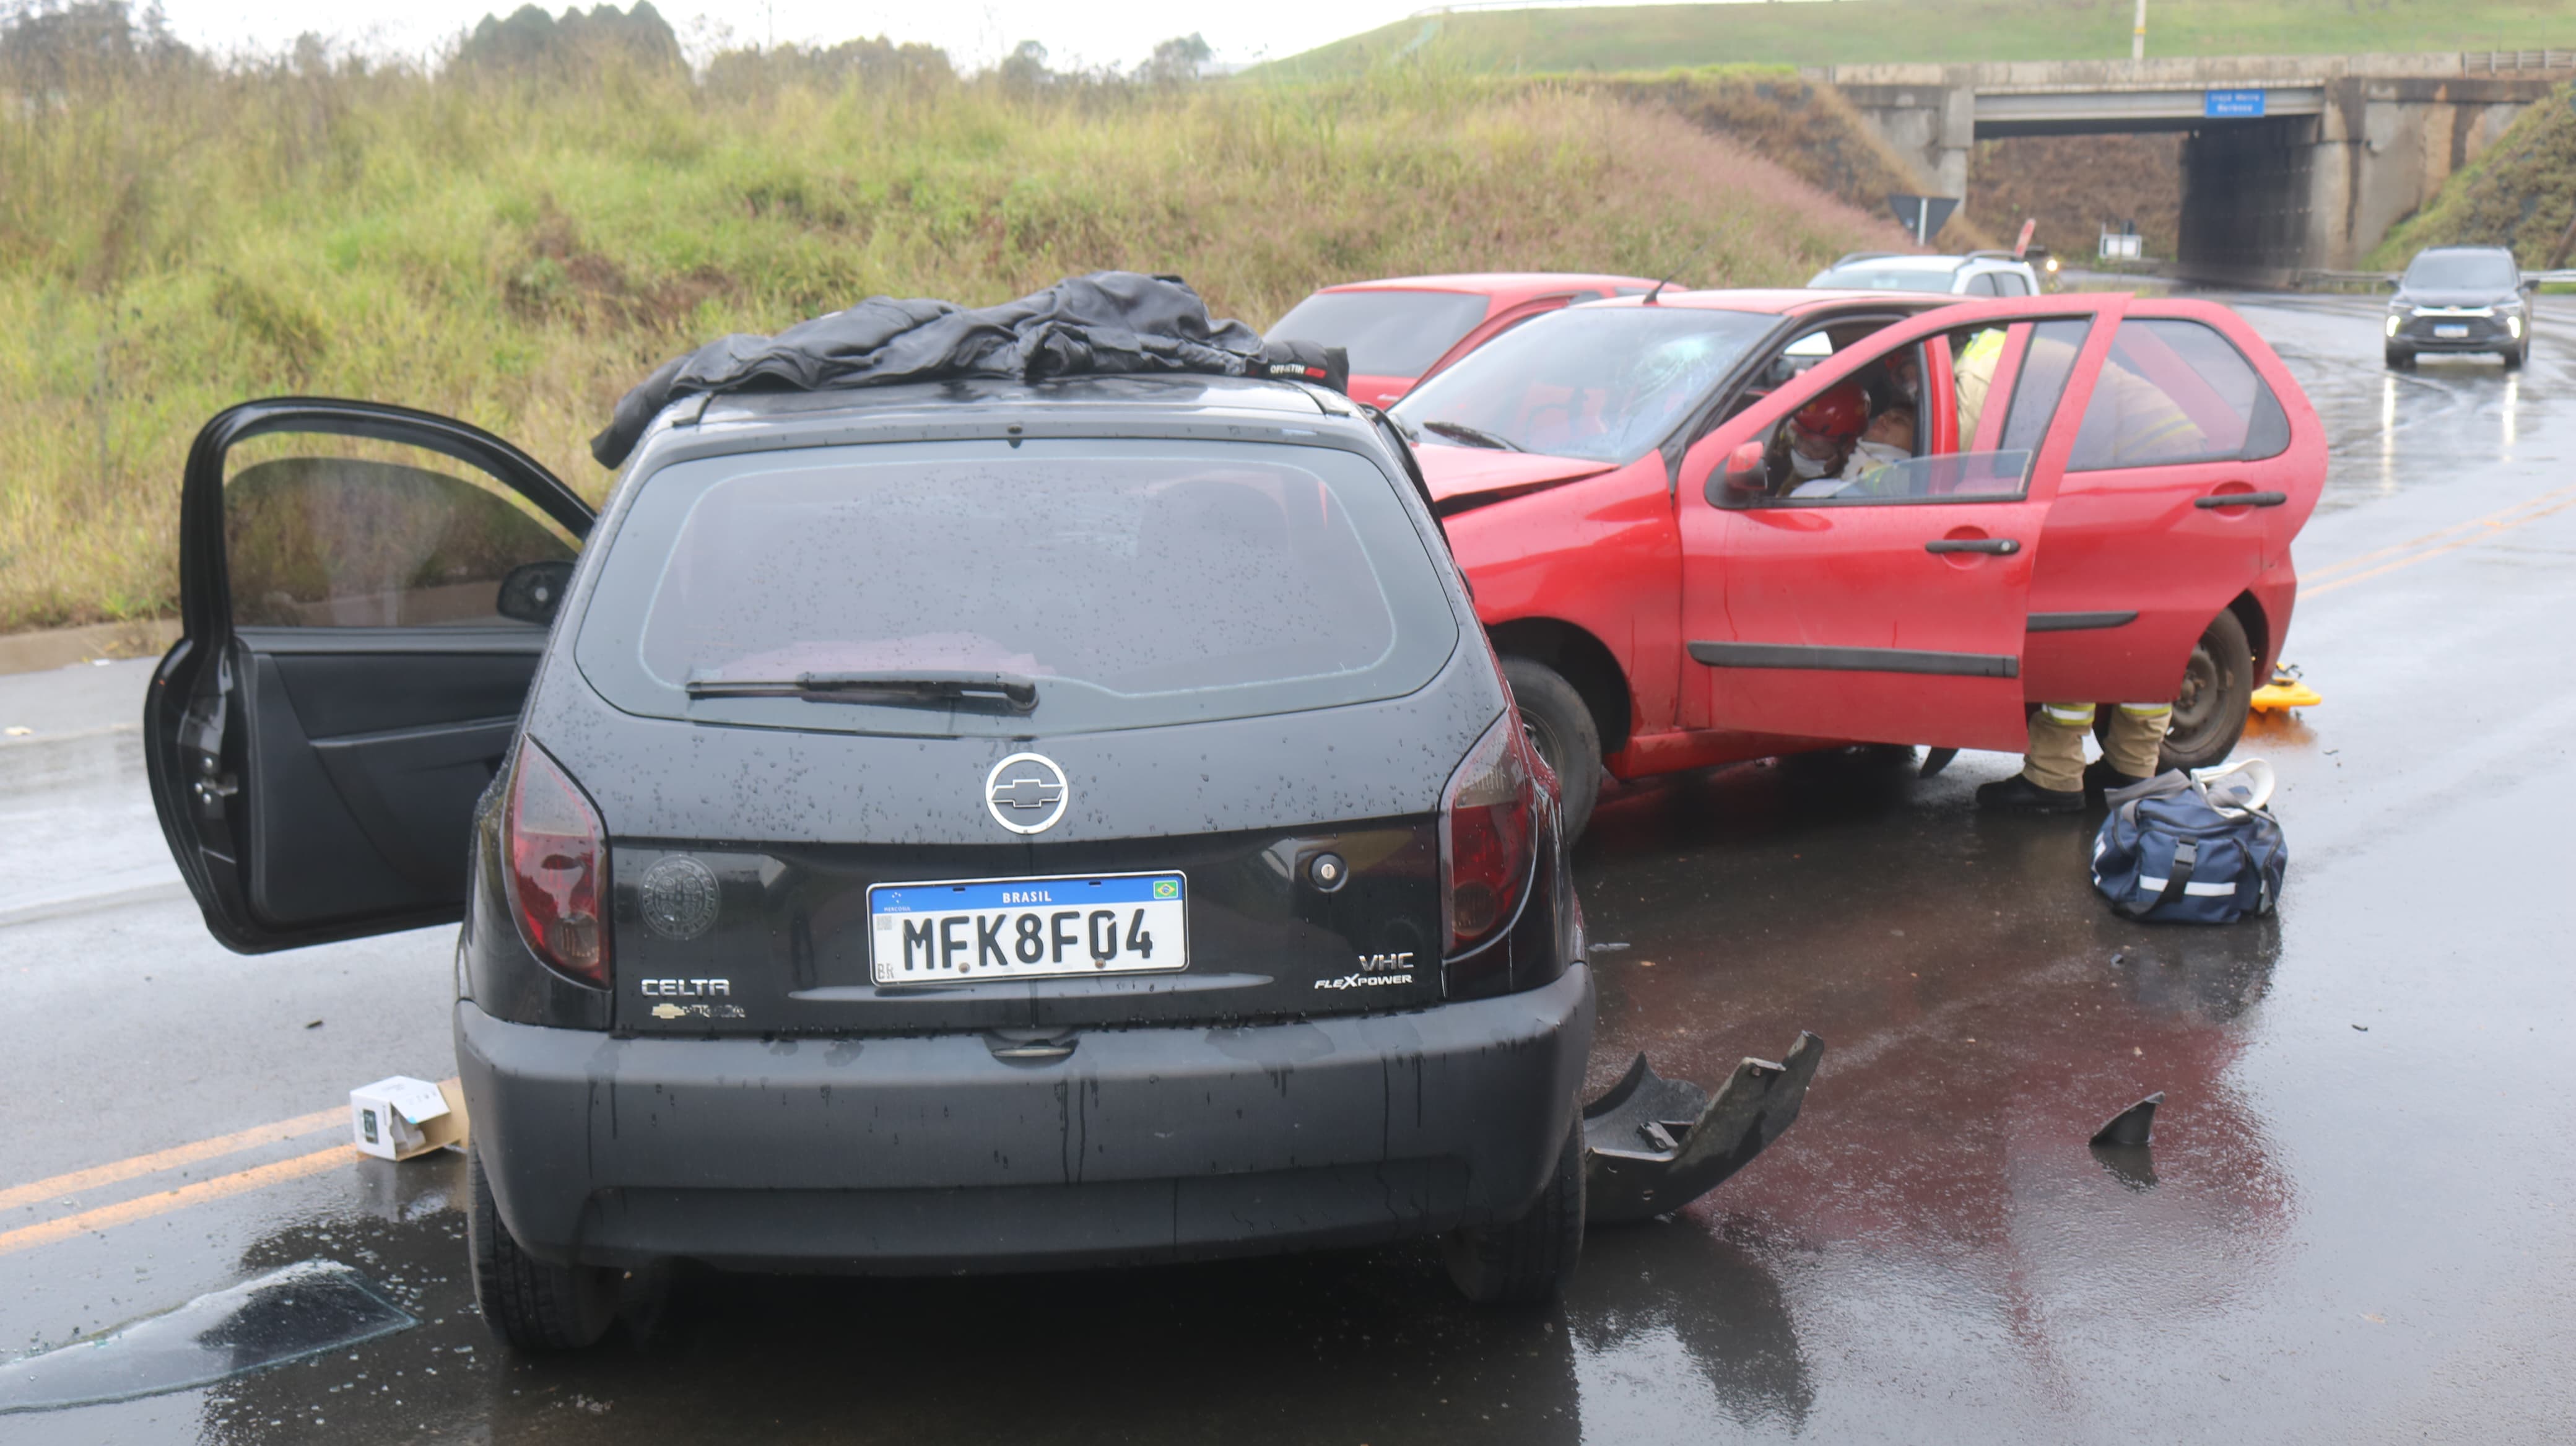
(1392, 307, 1777, 464)
(1267, 290, 1492, 378)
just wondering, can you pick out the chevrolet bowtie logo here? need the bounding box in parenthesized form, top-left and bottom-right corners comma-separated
(991, 775, 1063, 811)
(984, 753, 1071, 834)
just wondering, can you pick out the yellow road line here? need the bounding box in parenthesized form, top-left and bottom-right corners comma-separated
(0, 1107, 346, 1214)
(0, 1146, 354, 1258)
(2304, 492, 2576, 600)
(2301, 483, 2576, 586)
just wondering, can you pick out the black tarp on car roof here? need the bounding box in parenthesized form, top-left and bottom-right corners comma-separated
(591, 271, 1342, 468)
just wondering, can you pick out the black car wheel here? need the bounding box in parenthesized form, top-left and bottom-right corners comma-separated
(2385, 346, 2414, 370)
(1502, 656, 1603, 841)
(2101, 609, 2253, 773)
(470, 1146, 622, 1349)
(1443, 1118, 1584, 1305)
(2503, 342, 2527, 370)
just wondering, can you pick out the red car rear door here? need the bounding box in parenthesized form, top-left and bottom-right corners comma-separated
(1675, 297, 2122, 752)
(2021, 300, 2324, 703)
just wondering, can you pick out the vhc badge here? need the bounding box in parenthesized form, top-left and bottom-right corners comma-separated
(985, 753, 1070, 834)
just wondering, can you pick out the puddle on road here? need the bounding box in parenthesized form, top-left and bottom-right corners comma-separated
(0, 1260, 415, 1413)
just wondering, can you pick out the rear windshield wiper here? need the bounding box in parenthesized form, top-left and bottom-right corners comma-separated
(1419, 420, 1525, 452)
(684, 670, 1039, 713)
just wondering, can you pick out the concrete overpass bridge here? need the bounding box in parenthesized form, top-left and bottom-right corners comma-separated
(1807, 51, 2574, 284)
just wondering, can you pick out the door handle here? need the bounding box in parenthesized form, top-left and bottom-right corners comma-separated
(2195, 491, 2289, 508)
(1924, 538, 2019, 555)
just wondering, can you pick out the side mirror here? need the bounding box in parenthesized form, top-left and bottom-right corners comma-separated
(2522, 277, 2541, 294)
(497, 559, 575, 627)
(1704, 440, 1769, 508)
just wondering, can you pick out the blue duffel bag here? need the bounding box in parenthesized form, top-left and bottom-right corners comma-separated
(2091, 760, 2286, 924)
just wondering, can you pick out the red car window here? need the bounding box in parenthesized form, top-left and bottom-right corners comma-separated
(1266, 290, 1490, 378)
(2066, 319, 2283, 471)
(1997, 319, 2091, 456)
(1758, 317, 2086, 505)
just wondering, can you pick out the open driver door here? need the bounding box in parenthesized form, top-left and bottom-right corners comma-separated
(145, 399, 594, 953)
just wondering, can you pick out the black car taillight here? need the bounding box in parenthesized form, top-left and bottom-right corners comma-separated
(502, 736, 611, 988)
(1441, 713, 1541, 958)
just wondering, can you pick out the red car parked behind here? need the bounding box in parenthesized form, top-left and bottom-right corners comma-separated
(1389, 288, 2322, 837)
(1266, 272, 1663, 410)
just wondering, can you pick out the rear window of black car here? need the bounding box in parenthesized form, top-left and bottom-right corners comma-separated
(1266, 290, 1492, 378)
(574, 438, 1458, 738)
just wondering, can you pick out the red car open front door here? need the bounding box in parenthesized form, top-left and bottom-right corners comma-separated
(1676, 297, 2121, 752)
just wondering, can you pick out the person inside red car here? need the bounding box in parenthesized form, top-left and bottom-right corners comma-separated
(1773, 381, 1868, 493)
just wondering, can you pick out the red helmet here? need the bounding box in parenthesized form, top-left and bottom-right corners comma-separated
(1793, 382, 1868, 439)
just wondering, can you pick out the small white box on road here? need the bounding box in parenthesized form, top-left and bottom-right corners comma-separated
(349, 1076, 468, 1161)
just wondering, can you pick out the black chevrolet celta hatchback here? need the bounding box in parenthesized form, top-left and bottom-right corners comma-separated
(143, 373, 1599, 1345)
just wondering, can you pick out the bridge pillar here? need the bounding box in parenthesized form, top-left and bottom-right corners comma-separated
(1830, 78, 1977, 201)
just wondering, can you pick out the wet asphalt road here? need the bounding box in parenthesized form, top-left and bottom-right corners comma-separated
(4, 291, 2573, 1443)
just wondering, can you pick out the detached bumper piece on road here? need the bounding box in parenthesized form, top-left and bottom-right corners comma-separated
(1580, 1032, 1824, 1224)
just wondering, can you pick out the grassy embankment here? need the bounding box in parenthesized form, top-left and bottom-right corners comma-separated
(2370, 80, 2576, 270)
(0, 61, 1916, 634)
(1261, 0, 2576, 77)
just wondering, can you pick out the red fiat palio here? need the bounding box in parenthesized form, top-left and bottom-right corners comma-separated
(1266, 272, 1664, 410)
(1388, 288, 2323, 837)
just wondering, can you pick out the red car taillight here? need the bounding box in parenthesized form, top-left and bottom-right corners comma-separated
(1442, 713, 1541, 957)
(503, 737, 611, 988)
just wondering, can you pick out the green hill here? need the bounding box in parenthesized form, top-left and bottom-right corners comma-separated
(0, 41, 1911, 632)
(1258, 0, 2574, 78)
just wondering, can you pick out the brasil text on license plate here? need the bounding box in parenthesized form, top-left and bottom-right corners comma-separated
(868, 871, 1188, 985)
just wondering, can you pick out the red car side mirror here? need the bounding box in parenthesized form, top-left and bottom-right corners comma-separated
(1706, 440, 1769, 508)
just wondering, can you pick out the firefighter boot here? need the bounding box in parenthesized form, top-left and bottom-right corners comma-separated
(1977, 703, 2091, 814)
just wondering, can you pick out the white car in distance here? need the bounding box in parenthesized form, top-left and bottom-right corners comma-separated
(1806, 251, 2047, 296)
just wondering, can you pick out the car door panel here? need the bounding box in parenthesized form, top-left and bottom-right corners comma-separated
(1708, 492, 2048, 751)
(1674, 297, 2121, 747)
(146, 399, 591, 954)
(2020, 305, 2320, 703)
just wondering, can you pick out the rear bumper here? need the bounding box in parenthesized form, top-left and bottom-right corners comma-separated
(455, 965, 1595, 1274)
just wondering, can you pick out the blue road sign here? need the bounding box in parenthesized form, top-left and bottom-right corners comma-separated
(2204, 89, 2266, 119)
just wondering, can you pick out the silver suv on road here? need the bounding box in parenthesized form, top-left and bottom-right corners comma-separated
(1806, 251, 2046, 297)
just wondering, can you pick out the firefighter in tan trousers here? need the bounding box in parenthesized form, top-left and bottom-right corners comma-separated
(1936, 327, 2185, 813)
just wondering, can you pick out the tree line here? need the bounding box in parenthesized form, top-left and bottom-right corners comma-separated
(0, 0, 1216, 91)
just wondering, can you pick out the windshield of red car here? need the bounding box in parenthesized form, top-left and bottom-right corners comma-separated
(1391, 306, 1777, 463)
(1265, 290, 1492, 378)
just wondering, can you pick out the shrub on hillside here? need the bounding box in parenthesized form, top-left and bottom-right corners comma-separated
(455, 3, 682, 78)
(0, 0, 194, 90)
(702, 35, 954, 99)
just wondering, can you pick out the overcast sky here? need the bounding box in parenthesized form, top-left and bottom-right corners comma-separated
(151, 0, 1488, 73)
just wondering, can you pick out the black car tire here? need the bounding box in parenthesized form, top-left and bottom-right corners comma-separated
(1443, 1118, 1585, 1305)
(2099, 608, 2253, 773)
(2503, 341, 2527, 370)
(1502, 656, 1603, 841)
(2384, 346, 2414, 370)
(470, 1146, 621, 1350)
